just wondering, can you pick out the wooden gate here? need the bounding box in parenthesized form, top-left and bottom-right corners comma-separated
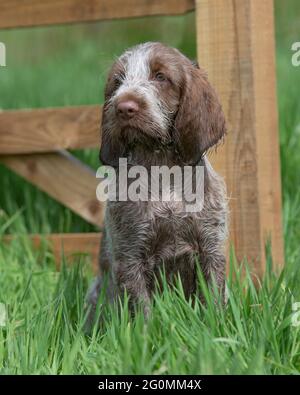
(0, 0, 284, 276)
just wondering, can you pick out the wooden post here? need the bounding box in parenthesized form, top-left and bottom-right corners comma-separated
(196, 0, 284, 275)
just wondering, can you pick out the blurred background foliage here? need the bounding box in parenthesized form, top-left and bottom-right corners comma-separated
(0, 13, 195, 109)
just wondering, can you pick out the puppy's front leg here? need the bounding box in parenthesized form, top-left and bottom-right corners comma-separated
(85, 230, 117, 330)
(115, 261, 151, 319)
(85, 272, 117, 331)
(199, 250, 226, 303)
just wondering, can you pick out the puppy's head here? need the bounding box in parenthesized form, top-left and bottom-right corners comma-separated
(100, 42, 226, 166)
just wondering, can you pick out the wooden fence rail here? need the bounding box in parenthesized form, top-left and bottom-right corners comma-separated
(0, 0, 195, 29)
(3, 233, 101, 273)
(0, 151, 103, 227)
(0, 0, 284, 276)
(0, 106, 100, 154)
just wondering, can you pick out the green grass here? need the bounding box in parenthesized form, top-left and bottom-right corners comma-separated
(0, 250, 299, 374)
(0, 1, 300, 374)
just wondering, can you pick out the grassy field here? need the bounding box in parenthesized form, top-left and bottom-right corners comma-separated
(0, 1, 300, 374)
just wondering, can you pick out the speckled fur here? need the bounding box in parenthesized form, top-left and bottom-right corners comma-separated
(86, 43, 228, 322)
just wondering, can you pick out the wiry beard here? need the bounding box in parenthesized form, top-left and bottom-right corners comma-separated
(120, 124, 171, 152)
(114, 125, 178, 168)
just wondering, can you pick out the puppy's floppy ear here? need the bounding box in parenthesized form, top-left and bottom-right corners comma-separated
(174, 63, 226, 164)
(99, 104, 124, 167)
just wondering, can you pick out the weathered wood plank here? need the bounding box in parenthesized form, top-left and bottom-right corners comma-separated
(250, 0, 284, 273)
(0, 0, 195, 29)
(0, 106, 100, 154)
(196, 0, 284, 274)
(0, 151, 103, 227)
(3, 233, 101, 273)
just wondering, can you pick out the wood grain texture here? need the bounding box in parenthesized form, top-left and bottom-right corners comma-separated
(250, 0, 284, 273)
(3, 233, 101, 273)
(196, 0, 284, 274)
(0, 106, 101, 154)
(0, 0, 195, 29)
(0, 151, 103, 227)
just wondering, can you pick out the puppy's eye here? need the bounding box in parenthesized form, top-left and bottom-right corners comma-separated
(154, 72, 166, 82)
(114, 73, 125, 89)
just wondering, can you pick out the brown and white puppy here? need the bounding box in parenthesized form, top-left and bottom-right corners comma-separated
(87, 42, 228, 321)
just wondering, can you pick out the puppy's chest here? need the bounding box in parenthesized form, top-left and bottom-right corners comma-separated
(108, 200, 200, 259)
(150, 201, 199, 243)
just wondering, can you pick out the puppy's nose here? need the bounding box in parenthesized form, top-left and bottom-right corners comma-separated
(116, 100, 139, 119)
